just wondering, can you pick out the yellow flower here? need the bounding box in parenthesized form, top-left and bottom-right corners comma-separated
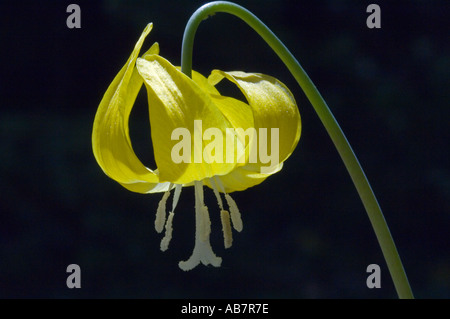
(92, 23, 301, 270)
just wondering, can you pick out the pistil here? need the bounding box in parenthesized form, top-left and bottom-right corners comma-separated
(178, 181, 222, 271)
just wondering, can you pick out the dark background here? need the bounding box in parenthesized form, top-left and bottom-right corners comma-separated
(0, 0, 448, 298)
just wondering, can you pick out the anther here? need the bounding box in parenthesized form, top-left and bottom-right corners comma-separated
(160, 212, 174, 251)
(220, 210, 233, 248)
(160, 184, 182, 251)
(225, 193, 243, 232)
(155, 190, 171, 233)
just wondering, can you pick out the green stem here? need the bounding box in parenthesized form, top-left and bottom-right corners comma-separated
(181, 1, 413, 299)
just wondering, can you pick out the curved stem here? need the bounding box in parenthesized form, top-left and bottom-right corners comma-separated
(181, 1, 413, 299)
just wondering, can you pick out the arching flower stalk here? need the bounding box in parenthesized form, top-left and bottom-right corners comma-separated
(92, 2, 413, 299)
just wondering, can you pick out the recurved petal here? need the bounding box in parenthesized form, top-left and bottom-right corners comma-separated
(92, 24, 170, 193)
(136, 55, 238, 184)
(209, 70, 301, 167)
(204, 162, 283, 193)
(192, 71, 255, 166)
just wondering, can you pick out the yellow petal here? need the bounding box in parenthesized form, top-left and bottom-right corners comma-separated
(208, 94, 256, 165)
(204, 70, 301, 192)
(192, 70, 269, 169)
(136, 55, 238, 184)
(191, 71, 255, 166)
(204, 163, 283, 193)
(209, 70, 301, 167)
(191, 70, 220, 95)
(92, 23, 171, 193)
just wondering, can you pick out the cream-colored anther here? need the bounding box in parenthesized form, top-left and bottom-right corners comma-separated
(220, 210, 233, 248)
(213, 178, 243, 233)
(155, 190, 171, 233)
(225, 194, 243, 232)
(158, 184, 181, 251)
(160, 212, 174, 251)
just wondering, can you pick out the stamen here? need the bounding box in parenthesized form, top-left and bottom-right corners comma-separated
(155, 189, 171, 233)
(160, 212, 174, 251)
(213, 178, 243, 232)
(209, 177, 224, 210)
(172, 184, 182, 211)
(220, 210, 233, 248)
(199, 205, 211, 242)
(225, 193, 243, 232)
(178, 181, 222, 271)
(160, 184, 183, 251)
(210, 177, 233, 248)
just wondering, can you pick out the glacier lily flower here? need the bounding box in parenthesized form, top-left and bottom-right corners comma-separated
(92, 23, 301, 270)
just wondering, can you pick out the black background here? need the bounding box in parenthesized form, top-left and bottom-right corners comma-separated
(0, 0, 448, 298)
